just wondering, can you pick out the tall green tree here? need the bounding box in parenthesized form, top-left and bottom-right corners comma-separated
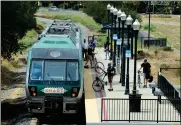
(2, 2, 39, 58)
(83, 1, 141, 24)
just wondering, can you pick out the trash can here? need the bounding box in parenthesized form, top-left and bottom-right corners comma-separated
(129, 94, 142, 112)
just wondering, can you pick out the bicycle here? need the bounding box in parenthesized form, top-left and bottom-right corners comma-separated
(92, 68, 107, 92)
(92, 51, 105, 74)
(138, 70, 142, 88)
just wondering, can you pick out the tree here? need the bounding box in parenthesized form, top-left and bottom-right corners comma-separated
(83, 1, 142, 24)
(2, 2, 39, 59)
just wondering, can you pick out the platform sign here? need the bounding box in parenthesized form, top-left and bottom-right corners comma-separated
(126, 50, 131, 58)
(113, 34, 118, 40)
(116, 39, 121, 45)
(41, 87, 68, 94)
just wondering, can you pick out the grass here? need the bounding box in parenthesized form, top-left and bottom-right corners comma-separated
(1, 19, 45, 89)
(141, 14, 180, 50)
(137, 48, 180, 85)
(35, 8, 101, 32)
(96, 35, 107, 47)
(139, 14, 180, 86)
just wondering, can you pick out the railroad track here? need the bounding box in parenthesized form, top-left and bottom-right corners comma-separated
(2, 97, 86, 125)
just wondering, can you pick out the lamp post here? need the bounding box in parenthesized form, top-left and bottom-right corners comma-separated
(131, 27, 134, 59)
(129, 19, 142, 113)
(132, 19, 140, 95)
(107, 4, 111, 50)
(113, 8, 118, 67)
(125, 15, 133, 95)
(119, 12, 126, 86)
(117, 10, 122, 68)
(109, 6, 114, 60)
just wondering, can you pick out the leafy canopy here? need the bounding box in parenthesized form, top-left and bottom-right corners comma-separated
(2, 2, 38, 58)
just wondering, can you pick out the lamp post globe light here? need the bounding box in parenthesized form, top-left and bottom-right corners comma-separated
(113, 8, 118, 67)
(125, 15, 133, 95)
(107, 4, 111, 10)
(119, 12, 126, 86)
(109, 6, 114, 60)
(117, 10, 122, 60)
(107, 4, 111, 51)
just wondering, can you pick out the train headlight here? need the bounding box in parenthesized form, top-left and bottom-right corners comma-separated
(73, 88, 78, 93)
(28, 86, 37, 97)
(71, 87, 80, 97)
(31, 87, 35, 92)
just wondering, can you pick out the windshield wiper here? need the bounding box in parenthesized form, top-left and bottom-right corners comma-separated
(47, 73, 57, 84)
(68, 73, 72, 81)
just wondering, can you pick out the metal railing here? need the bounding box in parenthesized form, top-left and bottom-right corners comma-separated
(101, 98, 181, 123)
(158, 68, 181, 114)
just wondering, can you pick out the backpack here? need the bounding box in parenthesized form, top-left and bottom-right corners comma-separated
(148, 75, 153, 82)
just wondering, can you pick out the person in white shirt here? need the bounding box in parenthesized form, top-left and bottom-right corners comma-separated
(82, 39, 88, 61)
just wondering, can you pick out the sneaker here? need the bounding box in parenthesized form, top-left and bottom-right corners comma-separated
(84, 65, 89, 68)
(143, 85, 147, 88)
(108, 88, 113, 91)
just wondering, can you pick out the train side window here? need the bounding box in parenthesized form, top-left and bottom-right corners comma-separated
(44, 61, 66, 81)
(67, 62, 79, 81)
(30, 61, 43, 80)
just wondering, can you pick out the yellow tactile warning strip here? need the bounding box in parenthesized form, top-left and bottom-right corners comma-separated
(84, 66, 100, 122)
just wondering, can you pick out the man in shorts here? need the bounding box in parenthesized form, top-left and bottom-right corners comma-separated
(138, 58, 151, 88)
(106, 62, 116, 91)
(84, 45, 94, 68)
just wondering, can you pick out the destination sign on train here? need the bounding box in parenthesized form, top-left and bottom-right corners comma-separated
(41, 87, 68, 94)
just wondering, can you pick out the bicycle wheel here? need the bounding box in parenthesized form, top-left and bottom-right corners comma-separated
(95, 62, 105, 74)
(92, 80, 103, 92)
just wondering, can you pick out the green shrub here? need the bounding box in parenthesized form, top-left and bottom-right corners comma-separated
(159, 14, 171, 18)
(162, 46, 173, 51)
(19, 29, 38, 49)
(97, 35, 107, 47)
(36, 9, 101, 32)
(160, 63, 169, 71)
(143, 23, 156, 32)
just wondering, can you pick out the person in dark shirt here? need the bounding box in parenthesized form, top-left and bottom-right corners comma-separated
(138, 58, 151, 88)
(106, 62, 116, 91)
(84, 45, 94, 68)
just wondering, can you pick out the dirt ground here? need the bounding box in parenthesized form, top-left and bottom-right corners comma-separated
(139, 14, 180, 91)
(137, 48, 180, 91)
(140, 14, 180, 50)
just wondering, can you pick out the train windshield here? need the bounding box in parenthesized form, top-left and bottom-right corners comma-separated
(44, 61, 66, 81)
(30, 60, 79, 81)
(30, 61, 43, 80)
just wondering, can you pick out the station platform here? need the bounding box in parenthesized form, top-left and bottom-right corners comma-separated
(84, 48, 180, 124)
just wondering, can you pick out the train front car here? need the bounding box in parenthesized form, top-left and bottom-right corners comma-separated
(25, 36, 84, 115)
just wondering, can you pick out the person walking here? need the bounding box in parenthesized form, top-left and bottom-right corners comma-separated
(104, 37, 109, 60)
(82, 39, 88, 61)
(106, 62, 116, 91)
(138, 58, 151, 88)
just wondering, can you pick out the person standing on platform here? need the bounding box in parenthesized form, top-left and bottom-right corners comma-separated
(104, 37, 109, 60)
(106, 62, 116, 91)
(138, 58, 151, 88)
(82, 39, 88, 61)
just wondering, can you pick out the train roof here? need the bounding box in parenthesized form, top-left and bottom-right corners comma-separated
(38, 20, 81, 44)
(32, 37, 76, 49)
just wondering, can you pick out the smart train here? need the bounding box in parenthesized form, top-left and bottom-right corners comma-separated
(25, 20, 84, 115)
